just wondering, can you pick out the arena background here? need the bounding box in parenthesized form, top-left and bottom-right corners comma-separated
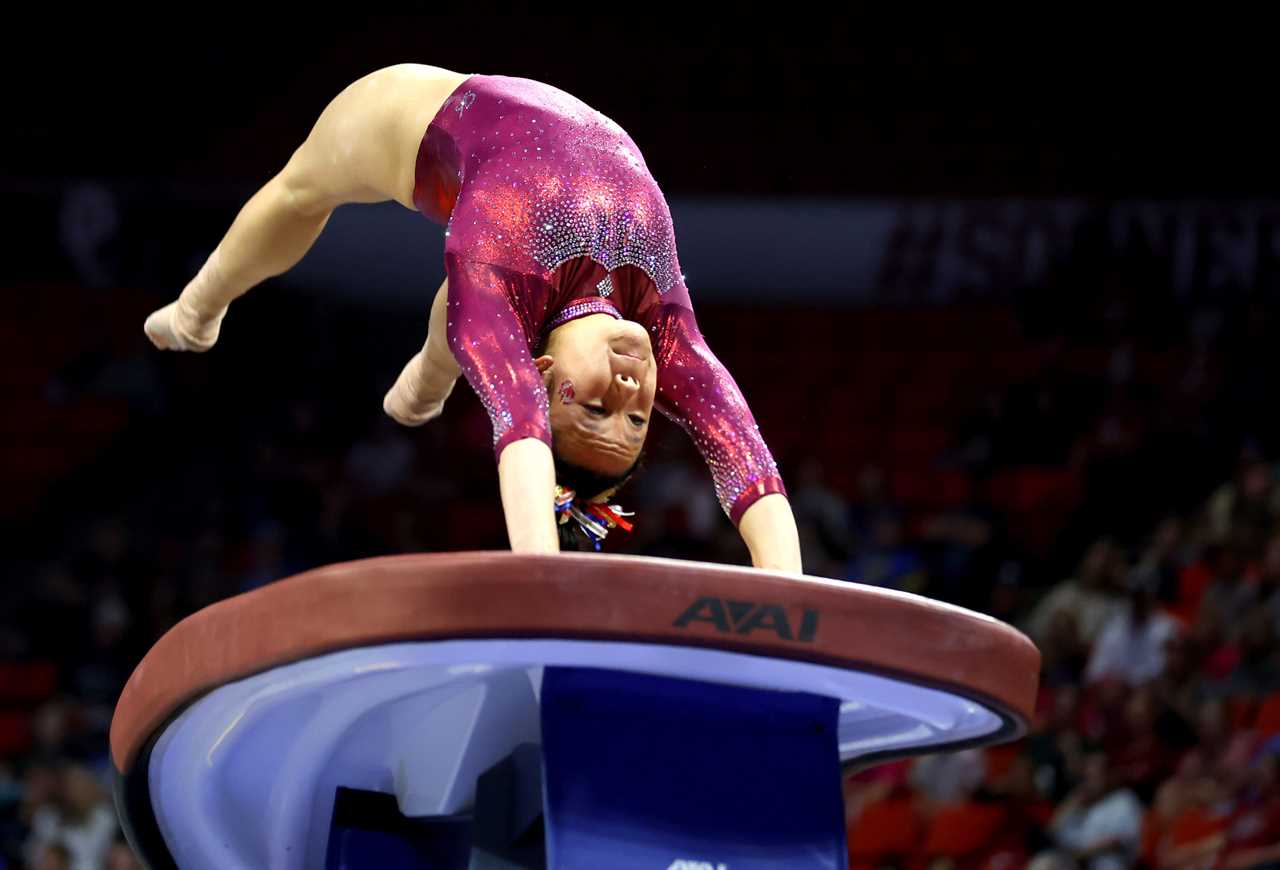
(3, 12, 1279, 869)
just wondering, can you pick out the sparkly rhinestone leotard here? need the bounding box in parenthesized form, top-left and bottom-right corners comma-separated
(413, 74, 784, 523)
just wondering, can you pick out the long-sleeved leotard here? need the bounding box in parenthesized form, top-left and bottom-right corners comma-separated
(414, 74, 784, 524)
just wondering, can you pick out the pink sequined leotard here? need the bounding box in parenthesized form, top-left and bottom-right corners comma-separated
(413, 74, 785, 524)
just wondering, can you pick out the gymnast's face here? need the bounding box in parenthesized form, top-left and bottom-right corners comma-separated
(536, 314, 657, 476)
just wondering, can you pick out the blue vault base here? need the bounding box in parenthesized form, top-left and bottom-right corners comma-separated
(124, 638, 1005, 869)
(325, 667, 845, 869)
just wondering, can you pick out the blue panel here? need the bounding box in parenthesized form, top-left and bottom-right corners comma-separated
(541, 667, 847, 870)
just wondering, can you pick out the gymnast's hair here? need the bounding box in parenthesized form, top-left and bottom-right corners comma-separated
(552, 450, 644, 551)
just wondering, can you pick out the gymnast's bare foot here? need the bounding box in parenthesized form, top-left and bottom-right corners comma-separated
(383, 351, 457, 426)
(143, 298, 226, 352)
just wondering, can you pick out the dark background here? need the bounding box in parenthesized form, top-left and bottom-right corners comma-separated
(3, 12, 1280, 869)
(8, 13, 1279, 196)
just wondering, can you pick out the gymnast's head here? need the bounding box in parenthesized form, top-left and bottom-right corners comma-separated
(535, 311, 657, 483)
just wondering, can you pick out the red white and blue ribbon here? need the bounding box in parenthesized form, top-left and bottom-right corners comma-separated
(555, 485, 634, 551)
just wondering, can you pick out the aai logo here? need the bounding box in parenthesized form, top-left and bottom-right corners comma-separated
(672, 597, 819, 643)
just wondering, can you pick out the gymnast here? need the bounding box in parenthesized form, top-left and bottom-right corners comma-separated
(143, 63, 801, 571)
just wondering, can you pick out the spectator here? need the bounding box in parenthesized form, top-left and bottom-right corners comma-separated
(23, 766, 115, 870)
(1149, 632, 1207, 730)
(1202, 449, 1280, 545)
(918, 506, 1000, 609)
(104, 839, 144, 870)
(1198, 534, 1260, 637)
(1049, 752, 1144, 870)
(1026, 538, 1128, 649)
(1085, 583, 1181, 687)
(845, 510, 927, 593)
(1026, 686, 1085, 802)
(1131, 515, 1191, 607)
(1190, 699, 1257, 794)
(1026, 853, 1076, 870)
(1202, 607, 1280, 699)
(1220, 751, 1280, 868)
(1104, 687, 1177, 803)
(1144, 749, 1227, 867)
(908, 749, 986, 806)
(1038, 608, 1090, 689)
(29, 841, 72, 870)
(70, 594, 132, 742)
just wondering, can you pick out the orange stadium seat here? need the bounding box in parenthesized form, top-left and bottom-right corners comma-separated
(0, 662, 57, 704)
(921, 802, 1007, 858)
(1255, 692, 1280, 738)
(847, 797, 921, 864)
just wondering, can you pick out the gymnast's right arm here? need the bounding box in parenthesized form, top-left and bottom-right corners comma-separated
(441, 257, 562, 555)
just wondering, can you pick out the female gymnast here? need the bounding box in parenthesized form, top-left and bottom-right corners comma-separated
(143, 63, 801, 572)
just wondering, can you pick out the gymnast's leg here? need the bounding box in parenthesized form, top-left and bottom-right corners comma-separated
(143, 175, 334, 351)
(142, 65, 437, 352)
(383, 277, 461, 425)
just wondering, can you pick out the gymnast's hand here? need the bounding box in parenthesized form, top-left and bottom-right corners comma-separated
(143, 297, 226, 352)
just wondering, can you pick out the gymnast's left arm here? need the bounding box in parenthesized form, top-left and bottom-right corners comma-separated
(736, 494, 802, 574)
(650, 305, 802, 573)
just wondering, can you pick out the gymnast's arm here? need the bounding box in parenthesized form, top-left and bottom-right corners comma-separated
(651, 305, 802, 573)
(738, 495, 803, 574)
(441, 257, 563, 555)
(497, 439, 560, 554)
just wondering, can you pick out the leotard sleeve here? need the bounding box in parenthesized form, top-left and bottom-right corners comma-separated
(444, 253, 553, 458)
(647, 302, 787, 524)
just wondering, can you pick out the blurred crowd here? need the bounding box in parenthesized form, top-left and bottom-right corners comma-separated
(2, 267, 1279, 867)
(841, 451, 1280, 869)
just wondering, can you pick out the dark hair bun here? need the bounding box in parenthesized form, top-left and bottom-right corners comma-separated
(552, 450, 645, 551)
